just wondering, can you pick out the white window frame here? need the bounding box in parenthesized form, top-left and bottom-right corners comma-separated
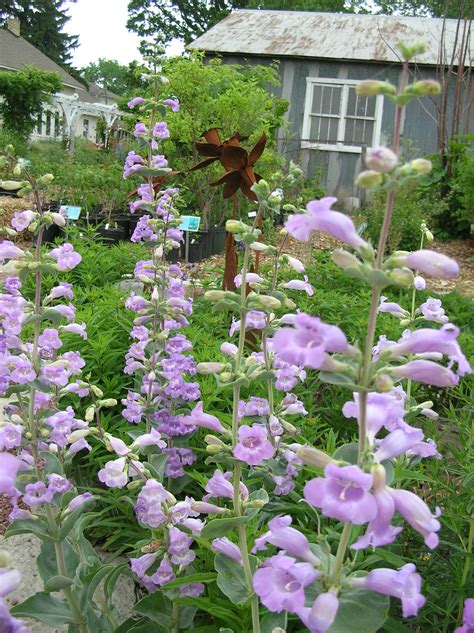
(302, 77, 384, 154)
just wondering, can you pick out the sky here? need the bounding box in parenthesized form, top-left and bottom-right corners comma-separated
(64, 0, 183, 69)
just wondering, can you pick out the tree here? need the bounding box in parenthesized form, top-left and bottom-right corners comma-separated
(0, 0, 79, 66)
(0, 67, 62, 138)
(127, 0, 471, 47)
(81, 59, 146, 96)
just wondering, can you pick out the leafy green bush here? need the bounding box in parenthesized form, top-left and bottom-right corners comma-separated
(365, 184, 447, 252)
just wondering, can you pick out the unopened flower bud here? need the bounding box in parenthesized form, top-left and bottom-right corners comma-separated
(204, 434, 225, 446)
(206, 443, 225, 455)
(85, 405, 96, 422)
(400, 42, 426, 60)
(388, 268, 414, 287)
(91, 385, 103, 398)
(38, 173, 54, 185)
(204, 290, 226, 302)
(251, 179, 270, 199)
(365, 147, 398, 173)
(192, 501, 226, 514)
(407, 80, 441, 96)
(100, 398, 117, 407)
(374, 374, 394, 392)
(356, 80, 396, 97)
(371, 463, 387, 490)
(297, 445, 334, 468)
(151, 287, 159, 302)
(226, 220, 243, 234)
(356, 170, 384, 189)
(127, 480, 143, 491)
(0, 551, 12, 567)
(219, 372, 232, 383)
(249, 241, 269, 252)
(411, 158, 432, 175)
(51, 213, 66, 227)
(424, 229, 434, 242)
(331, 249, 360, 270)
(67, 429, 90, 443)
(256, 295, 281, 309)
(196, 362, 225, 375)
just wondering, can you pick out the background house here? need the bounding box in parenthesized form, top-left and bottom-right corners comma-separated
(189, 10, 473, 201)
(0, 17, 120, 145)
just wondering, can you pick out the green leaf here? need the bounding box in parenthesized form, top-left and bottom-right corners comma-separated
(215, 553, 250, 605)
(175, 596, 241, 630)
(330, 588, 389, 633)
(201, 516, 248, 539)
(5, 518, 53, 542)
(319, 372, 368, 391)
(11, 592, 74, 627)
(333, 443, 359, 464)
(44, 575, 74, 592)
(261, 611, 287, 633)
(162, 572, 217, 590)
(132, 592, 172, 628)
(40, 450, 64, 475)
(37, 539, 79, 584)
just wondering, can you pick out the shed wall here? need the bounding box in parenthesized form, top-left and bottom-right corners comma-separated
(220, 54, 472, 199)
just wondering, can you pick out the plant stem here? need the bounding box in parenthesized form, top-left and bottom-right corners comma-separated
(332, 522, 352, 582)
(229, 240, 260, 633)
(172, 601, 180, 633)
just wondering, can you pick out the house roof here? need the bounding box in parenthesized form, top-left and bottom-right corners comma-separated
(0, 27, 85, 90)
(188, 10, 473, 66)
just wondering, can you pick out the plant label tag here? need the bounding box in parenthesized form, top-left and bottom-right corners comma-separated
(179, 216, 201, 232)
(248, 211, 257, 218)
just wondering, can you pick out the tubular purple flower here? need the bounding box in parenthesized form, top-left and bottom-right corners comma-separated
(404, 250, 459, 279)
(163, 97, 179, 112)
(350, 563, 425, 617)
(388, 488, 441, 548)
(272, 313, 348, 369)
(253, 553, 318, 613)
(374, 427, 425, 462)
(66, 492, 93, 513)
(233, 424, 275, 466)
(0, 453, 20, 496)
(377, 296, 408, 318)
(391, 360, 459, 387)
(455, 598, 474, 633)
(253, 515, 320, 565)
(181, 402, 225, 433)
(297, 592, 340, 633)
(286, 197, 367, 249)
(212, 537, 243, 564)
(414, 275, 426, 290)
(98, 457, 128, 488)
(352, 486, 403, 549)
(204, 469, 249, 501)
(128, 96, 145, 108)
(342, 391, 406, 443)
(387, 324, 471, 377)
(304, 464, 377, 524)
(0, 569, 21, 597)
(283, 276, 314, 296)
(0, 241, 24, 262)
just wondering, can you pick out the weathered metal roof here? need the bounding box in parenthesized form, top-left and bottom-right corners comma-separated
(188, 10, 473, 66)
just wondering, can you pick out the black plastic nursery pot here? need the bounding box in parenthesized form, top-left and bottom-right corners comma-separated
(96, 225, 128, 245)
(199, 229, 212, 259)
(41, 224, 64, 244)
(165, 248, 180, 264)
(209, 226, 226, 255)
(181, 239, 204, 264)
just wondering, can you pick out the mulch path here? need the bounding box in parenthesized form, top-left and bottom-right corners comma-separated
(184, 233, 474, 298)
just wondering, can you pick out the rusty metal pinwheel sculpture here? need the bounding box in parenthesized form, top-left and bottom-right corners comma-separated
(189, 128, 267, 289)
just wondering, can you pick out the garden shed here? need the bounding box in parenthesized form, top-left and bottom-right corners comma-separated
(189, 10, 474, 200)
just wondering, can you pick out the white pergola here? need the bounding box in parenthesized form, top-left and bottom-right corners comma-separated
(33, 93, 120, 152)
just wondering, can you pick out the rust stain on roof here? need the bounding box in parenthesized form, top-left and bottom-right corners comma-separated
(189, 10, 473, 67)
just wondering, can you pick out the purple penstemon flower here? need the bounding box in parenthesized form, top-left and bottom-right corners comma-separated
(350, 563, 425, 617)
(253, 552, 319, 613)
(212, 537, 243, 564)
(404, 249, 459, 279)
(455, 598, 474, 633)
(286, 197, 367, 249)
(233, 424, 275, 466)
(153, 121, 170, 139)
(253, 515, 320, 565)
(273, 313, 348, 369)
(48, 243, 81, 272)
(283, 276, 314, 296)
(304, 464, 377, 524)
(163, 97, 179, 112)
(391, 359, 459, 387)
(98, 457, 128, 488)
(297, 591, 340, 633)
(388, 487, 441, 548)
(377, 296, 408, 318)
(0, 453, 20, 496)
(204, 469, 249, 501)
(180, 401, 226, 433)
(128, 96, 145, 108)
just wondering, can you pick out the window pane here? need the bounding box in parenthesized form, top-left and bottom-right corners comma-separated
(310, 115, 335, 142)
(312, 85, 323, 113)
(346, 88, 376, 118)
(330, 87, 342, 115)
(344, 118, 355, 144)
(346, 88, 357, 116)
(46, 114, 51, 136)
(362, 120, 374, 145)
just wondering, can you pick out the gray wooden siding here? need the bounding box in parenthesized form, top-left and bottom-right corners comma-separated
(219, 54, 472, 200)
